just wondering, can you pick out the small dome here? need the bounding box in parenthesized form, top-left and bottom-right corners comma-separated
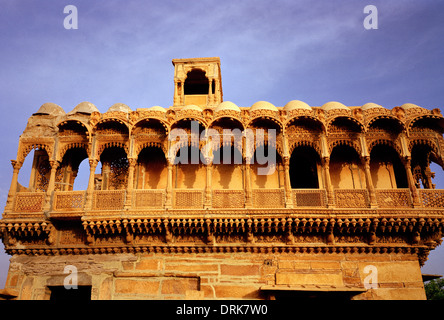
(401, 103, 423, 110)
(250, 101, 278, 112)
(182, 105, 203, 112)
(68, 101, 99, 115)
(149, 106, 167, 112)
(107, 103, 132, 113)
(215, 101, 241, 113)
(284, 100, 311, 111)
(362, 102, 383, 110)
(321, 101, 349, 111)
(34, 102, 65, 116)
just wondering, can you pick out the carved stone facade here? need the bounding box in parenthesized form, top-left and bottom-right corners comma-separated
(1, 58, 444, 300)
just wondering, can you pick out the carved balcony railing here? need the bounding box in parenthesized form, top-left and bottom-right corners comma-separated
(133, 189, 165, 209)
(334, 189, 369, 208)
(420, 189, 444, 208)
(293, 189, 327, 207)
(375, 189, 412, 208)
(14, 192, 45, 213)
(252, 189, 285, 208)
(212, 189, 245, 208)
(53, 191, 86, 211)
(173, 189, 204, 209)
(93, 190, 126, 210)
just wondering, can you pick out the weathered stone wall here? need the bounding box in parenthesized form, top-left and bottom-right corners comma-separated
(2, 252, 426, 300)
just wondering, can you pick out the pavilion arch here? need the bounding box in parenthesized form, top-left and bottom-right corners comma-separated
(328, 139, 361, 157)
(208, 117, 244, 156)
(369, 144, 408, 189)
(408, 139, 441, 163)
(18, 143, 53, 165)
(132, 117, 170, 136)
(329, 144, 365, 189)
(247, 116, 283, 134)
(410, 142, 443, 189)
(367, 139, 403, 160)
(57, 119, 92, 140)
(285, 116, 324, 157)
(135, 145, 168, 190)
(284, 116, 326, 134)
(327, 116, 364, 135)
(366, 116, 406, 134)
(289, 145, 322, 189)
(93, 118, 130, 136)
(407, 115, 444, 136)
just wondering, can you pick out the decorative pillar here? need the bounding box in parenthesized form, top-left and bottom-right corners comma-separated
(403, 156, 421, 206)
(165, 162, 173, 208)
(361, 156, 377, 207)
(244, 158, 253, 208)
(322, 156, 335, 207)
(4, 160, 22, 212)
(43, 160, 59, 211)
(204, 157, 213, 208)
(283, 156, 293, 208)
(208, 78, 213, 105)
(125, 158, 137, 209)
(85, 159, 98, 210)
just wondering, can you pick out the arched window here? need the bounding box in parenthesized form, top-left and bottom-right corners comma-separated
(184, 69, 209, 95)
(289, 146, 320, 189)
(99, 147, 128, 190)
(370, 145, 407, 189)
(136, 147, 167, 189)
(330, 145, 365, 189)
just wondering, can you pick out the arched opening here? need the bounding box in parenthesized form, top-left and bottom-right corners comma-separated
(184, 69, 209, 95)
(368, 117, 403, 136)
(136, 147, 167, 189)
(212, 145, 243, 189)
(95, 120, 129, 136)
(25, 148, 51, 192)
(330, 145, 365, 189)
(57, 147, 89, 191)
(174, 145, 206, 189)
(98, 147, 128, 190)
(17, 149, 36, 192)
(251, 144, 282, 189)
(289, 146, 321, 189)
(329, 117, 362, 134)
(370, 145, 407, 189)
(411, 144, 441, 189)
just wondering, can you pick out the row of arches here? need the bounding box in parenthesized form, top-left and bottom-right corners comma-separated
(55, 109, 444, 142)
(18, 140, 439, 194)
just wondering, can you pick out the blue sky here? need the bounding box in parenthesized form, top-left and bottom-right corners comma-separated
(1, 0, 444, 288)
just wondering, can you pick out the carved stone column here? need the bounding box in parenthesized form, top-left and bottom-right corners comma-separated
(322, 156, 335, 207)
(283, 156, 293, 208)
(85, 159, 98, 210)
(244, 158, 253, 208)
(165, 162, 173, 208)
(125, 158, 137, 209)
(361, 156, 377, 207)
(4, 160, 22, 212)
(403, 156, 421, 206)
(204, 157, 213, 208)
(43, 160, 59, 211)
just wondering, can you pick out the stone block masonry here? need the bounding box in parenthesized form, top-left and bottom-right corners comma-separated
(2, 251, 426, 300)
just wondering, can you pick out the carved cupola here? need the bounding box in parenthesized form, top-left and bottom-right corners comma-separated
(172, 57, 223, 108)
